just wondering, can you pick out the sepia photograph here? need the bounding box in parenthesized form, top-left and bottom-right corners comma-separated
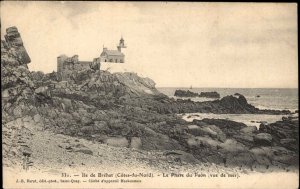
(1, 1, 298, 188)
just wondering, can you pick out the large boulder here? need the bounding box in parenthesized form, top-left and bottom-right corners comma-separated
(254, 133, 273, 146)
(219, 139, 247, 153)
(193, 118, 246, 137)
(187, 124, 226, 142)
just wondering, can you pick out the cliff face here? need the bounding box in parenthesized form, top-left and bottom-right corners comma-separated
(1, 27, 36, 123)
(2, 27, 298, 172)
(2, 27, 38, 168)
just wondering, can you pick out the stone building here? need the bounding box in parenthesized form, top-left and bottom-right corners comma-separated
(57, 54, 100, 80)
(100, 37, 126, 63)
(57, 54, 93, 73)
(56, 37, 126, 80)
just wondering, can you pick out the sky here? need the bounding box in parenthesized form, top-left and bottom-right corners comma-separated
(1, 2, 298, 88)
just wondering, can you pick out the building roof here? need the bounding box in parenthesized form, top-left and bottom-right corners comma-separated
(102, 50, 124, 56)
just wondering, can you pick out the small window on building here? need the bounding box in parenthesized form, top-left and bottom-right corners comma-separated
(110, 59, 113, 62)
(115, 59, 118, 63)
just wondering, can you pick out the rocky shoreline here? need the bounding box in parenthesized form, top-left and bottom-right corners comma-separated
(127, 94, 291, 115)
(1, 27, 298, 173)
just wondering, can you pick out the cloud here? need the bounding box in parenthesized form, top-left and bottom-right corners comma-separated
(1, 2, 297, 88)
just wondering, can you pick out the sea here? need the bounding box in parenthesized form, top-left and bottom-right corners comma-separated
(157, 88, 299, 128)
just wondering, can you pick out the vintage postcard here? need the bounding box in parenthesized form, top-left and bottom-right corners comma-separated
(1, 2, 298, 189)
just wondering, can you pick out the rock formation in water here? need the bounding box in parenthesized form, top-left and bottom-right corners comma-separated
(174, 90, 199, 97)
(174, 90, 220, 98)
(199, 91, 220, 98)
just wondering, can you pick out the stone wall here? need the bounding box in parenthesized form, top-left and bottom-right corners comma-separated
(57, 55, 100, 81)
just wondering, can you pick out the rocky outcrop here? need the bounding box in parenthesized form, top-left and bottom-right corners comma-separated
(2, 27, 31, 65)
(180, 118, 299, 170)
(254, 133, 273, 146)
(199, 91, 220, 98)
(174, 90, 199, 97)
(174, 90, 220, 98)
(135, 94, 290, 115)
(114, 72, 161, 96)
(1, 26, 36, 169)
(1, 27, 37, 124)
(211, 95, 257, 113)
(259, 116, 299, 152)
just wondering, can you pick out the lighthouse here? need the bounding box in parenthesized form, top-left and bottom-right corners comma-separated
(117, 36, 126, 52)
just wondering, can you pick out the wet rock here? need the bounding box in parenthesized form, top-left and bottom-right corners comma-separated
(174, 90, 199, 97)
(194, 118, 246, 136)
(199, 91, 220, 98)
(187, 125, 202, 136)
(213, 95, 256, 114)
(259, 116, 298, 152)
(234, 134, 254, 146)
(254, 133, 273, 146)
(187, 124, 226, 142)
(280, 139, 297, 151)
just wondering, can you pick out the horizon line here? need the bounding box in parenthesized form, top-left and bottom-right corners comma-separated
(156, 86, 299, 89)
